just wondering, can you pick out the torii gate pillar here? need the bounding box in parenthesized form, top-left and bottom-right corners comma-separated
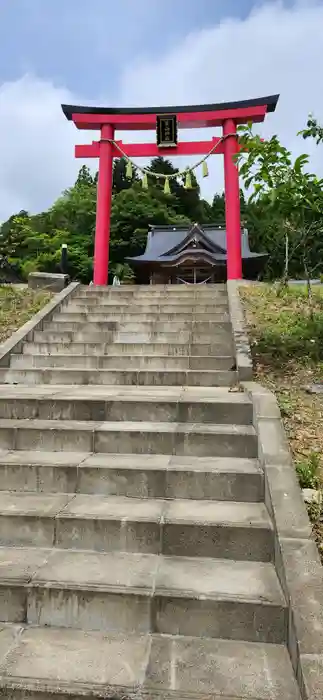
(94, 124, 114, 285)
(62, 95, 279, 285)
(223, 118, 242, 280)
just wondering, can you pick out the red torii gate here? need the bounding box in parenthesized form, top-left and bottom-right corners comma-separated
(62, 95, 279, 285)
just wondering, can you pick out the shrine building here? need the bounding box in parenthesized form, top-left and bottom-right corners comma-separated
(128, 223, 267, 285)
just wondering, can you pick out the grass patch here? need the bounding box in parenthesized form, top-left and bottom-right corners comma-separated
(0, 285, 52, 344)
(296, 452, 321, 489)
(242, 283, 323, 364)
(241, 283, 323, 561)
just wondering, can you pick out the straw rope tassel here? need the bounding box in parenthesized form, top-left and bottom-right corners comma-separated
(202, 160, 209, 178)
(142, 173, 148, 190)
(126, 160, 132, 179)
(164, 176, 171, 195)
(184, 170, 192, 189)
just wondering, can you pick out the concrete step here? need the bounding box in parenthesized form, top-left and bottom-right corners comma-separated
(71, 306, 230, 316)
(75, 295, 229, 304)
(0, 281, 296, 698)
(0, 492, 273, 560)
(0, 451, 264, 501)
(119, 321, 232, 331)
(75, 286, 227, 296)
(76, 284, 227, 291)
(112, 331, 233, 344)
(0, 386, 251, 424)
(53, 315, 231, 326)
(55, 312, 230, 322)
(23, 341, 234, 356)
(32, 330, 115, 344)
(0, 546, 287, 642)
(27, 339, 234, 354)
(74, 295, 228, 310)
(44, 320, 118, 332)
(0, 626, 300, 700)
(74, 295, 228, 304)
(57, 306, 229, 314)
(32, 330, 231, 345)
(44, 320, 232, 333)
(0, 419, 258, 457)
(76, 285, 227, 291)
(68, 302, 230, 312)
(39, 327, 233, 345)
(75, 287, 228, 294)
(11, 353, 235, 371)
(0, 367, 237, 386)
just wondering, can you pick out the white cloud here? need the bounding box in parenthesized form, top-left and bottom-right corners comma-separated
(0, 1, 323, 220)
(118, 0, 323, 199)
(0, 75, 83, 221)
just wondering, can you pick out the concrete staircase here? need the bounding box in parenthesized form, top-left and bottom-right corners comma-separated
(0, 285, 301, 699)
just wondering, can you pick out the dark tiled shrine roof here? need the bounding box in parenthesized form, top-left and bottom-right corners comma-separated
(128, 224, 267, 265)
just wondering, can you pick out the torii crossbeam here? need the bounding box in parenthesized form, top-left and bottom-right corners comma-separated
(62, 95, 279, 285)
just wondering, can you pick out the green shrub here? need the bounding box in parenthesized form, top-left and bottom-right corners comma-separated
(296, 452, 320, 488)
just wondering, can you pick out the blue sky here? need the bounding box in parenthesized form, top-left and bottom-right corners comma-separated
(0, 0, 322, 219)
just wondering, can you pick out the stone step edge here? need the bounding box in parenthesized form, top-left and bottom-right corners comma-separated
(0, 450, 261, 472)
(0, 368, 236, 377)
(0, 419, 255, 435)
(75, 291, 228, 296)
(57, 308, 230, 313)
(15, 353, 235, 360)
(13, 352, 234, 364)
(0, 546, 285, 607)
(55, 314, 231, 320)
(46, 320, 232, 327)
(67, 304, 230, 309)
(0, 450, 263, 501)
(0, 492, 272, 529)
(38, 334, 233, 341)
(25, 341, 234, 349)
(76, 289, 228, 294)
(0, 390, 250, 406)
(0, 422, 257, 459)
(0, 626, 299, 700)
(32, 333, 232, 341)
(0, 387, 246, 399)
(11, 354, 235, 367)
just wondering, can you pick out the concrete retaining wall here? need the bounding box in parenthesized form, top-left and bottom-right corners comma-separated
(227, 280, 253, 381)
(28, 272, 70, 292)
